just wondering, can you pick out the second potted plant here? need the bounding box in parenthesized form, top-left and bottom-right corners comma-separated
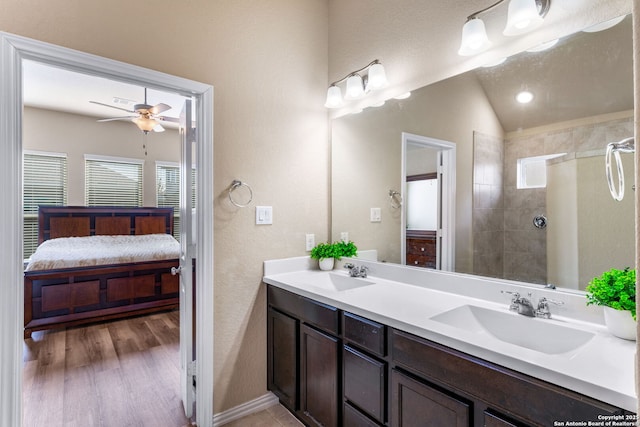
(310, 241, 358, 271)
(586, 267, 636, 340)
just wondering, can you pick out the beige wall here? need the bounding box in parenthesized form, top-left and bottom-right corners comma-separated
(23, 107, 180, 206)
(1, 0, 329, 413)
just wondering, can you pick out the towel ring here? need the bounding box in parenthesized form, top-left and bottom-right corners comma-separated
(389, 190, 402, 209)
(228, 180, 253, 207)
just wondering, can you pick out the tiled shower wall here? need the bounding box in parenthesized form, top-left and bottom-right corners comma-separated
(472, 114, 633, 284)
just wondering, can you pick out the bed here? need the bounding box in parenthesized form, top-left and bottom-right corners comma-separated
(24, 206, 181, 338)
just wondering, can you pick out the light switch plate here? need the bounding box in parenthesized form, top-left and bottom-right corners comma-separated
(256, 206, 272, 225)
(370, 207, 381, 222)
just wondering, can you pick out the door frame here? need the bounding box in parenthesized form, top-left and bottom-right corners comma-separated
(0, 32, 215, 427)
(401, 132, 456, 271)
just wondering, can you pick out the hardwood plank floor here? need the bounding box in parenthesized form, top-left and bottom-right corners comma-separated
(23, 310, 192, 427)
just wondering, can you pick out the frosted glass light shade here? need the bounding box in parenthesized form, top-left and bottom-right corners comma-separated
(324, 85, 344, 108)
(365, 63, 388, 91)
(458, 18, 491, 56)
(133, 116, 158, 132)
(344, 74, 365, 100)
(503, 0, 544, 36)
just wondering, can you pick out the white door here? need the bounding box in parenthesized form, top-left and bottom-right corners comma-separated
(178, 99, 196, 418)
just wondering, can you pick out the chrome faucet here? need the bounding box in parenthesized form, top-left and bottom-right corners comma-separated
(535, 297, 565, 319)
(344, 263, 368, 278)
(502, 291, 535, 317)
(501, 291, 564, 319)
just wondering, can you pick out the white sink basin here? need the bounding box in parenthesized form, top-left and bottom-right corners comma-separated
(324, 273, 375, 291)
(430, 305, 595, 355)
(277, 270, 375, 292)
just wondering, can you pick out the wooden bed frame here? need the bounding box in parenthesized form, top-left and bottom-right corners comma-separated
(24, 206, 180, 339)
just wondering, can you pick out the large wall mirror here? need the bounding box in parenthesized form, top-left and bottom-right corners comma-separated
(331, 13, 633, 292)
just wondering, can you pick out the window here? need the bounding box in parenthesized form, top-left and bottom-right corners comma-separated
(85, 155, 143, 206)
(23, 151, 67, 258)
(517, 153, 566, 189)
(156, 162, 196, 240)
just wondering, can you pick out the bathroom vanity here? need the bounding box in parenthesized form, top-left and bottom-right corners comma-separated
(263, 257, 636, 427)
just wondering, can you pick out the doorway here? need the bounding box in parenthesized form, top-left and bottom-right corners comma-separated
(401, 132, 456, 271)
(0, 32, 214, 427)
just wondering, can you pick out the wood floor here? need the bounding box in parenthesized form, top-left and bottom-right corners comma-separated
(23, 310, 192, 427)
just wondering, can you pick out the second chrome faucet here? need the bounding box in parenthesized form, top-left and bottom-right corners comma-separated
(501, 290, 564, 319)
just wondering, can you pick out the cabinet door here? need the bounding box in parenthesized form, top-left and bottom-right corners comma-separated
(267, 308, 298, 410)
(300, 324, 339, 427)
(344, 345, 386, 423)
(391, 369, 470, 427)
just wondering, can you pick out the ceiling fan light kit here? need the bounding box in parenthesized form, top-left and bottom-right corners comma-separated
(91, 88, 176, 134)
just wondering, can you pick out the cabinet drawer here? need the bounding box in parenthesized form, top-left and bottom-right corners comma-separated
(301, 296, 339, 334)
(344, 402, 383, 427)
(406, 254, 436, 268)
(268, 286, 301, 318)
(344, 345, 386, 423)
(391, 329, 624, 425)
(343, 312, 386, 356)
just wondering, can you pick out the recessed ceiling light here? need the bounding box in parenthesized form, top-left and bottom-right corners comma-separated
(516, 90, 534, 104)
(526, 38, 559, 52)
(394, 92, 411, 100)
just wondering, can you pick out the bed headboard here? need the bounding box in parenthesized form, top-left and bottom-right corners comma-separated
(38, 206, 174, 244)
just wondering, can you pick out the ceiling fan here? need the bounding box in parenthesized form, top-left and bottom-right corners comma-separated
(90, 88, 178, 134)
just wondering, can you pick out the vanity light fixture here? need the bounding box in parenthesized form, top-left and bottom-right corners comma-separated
(458, 0, 551, 56)
(324, 60, 388, 108)
(526, 38, 559, 52)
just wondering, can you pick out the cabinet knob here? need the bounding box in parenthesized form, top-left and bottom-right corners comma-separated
(421, 247, 425, 251)
(414, 261, 418, 265)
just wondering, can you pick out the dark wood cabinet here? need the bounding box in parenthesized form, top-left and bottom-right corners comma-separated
(300, 324, 339, 427)
(406, 230, 437, 268)
(391, 369, 470, 427)
(267, 307, 298, 410)
(267, 284, 632, 427)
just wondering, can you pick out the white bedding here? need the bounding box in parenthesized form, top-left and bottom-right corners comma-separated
(25, 234, 181, 272)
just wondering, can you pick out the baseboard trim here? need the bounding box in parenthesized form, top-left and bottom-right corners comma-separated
(212, 392, 279, 426)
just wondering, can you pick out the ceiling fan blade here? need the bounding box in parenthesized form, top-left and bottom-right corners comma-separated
(153, 123, 166, 132)
(97, 116, 138, 122)
(89, 100, 135, 113)
(157, 116, 180, 123)
(149, 103, 171, 115)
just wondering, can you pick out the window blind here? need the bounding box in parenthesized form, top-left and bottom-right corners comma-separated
(156, 163, 196, 240)
(85, 156, 143, 207)
(23, 152, 67, 258)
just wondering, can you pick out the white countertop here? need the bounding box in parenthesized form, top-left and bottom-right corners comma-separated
(263, 257, 637, 412)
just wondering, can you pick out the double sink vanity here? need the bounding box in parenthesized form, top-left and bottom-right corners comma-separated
(263, 256, 636, 426)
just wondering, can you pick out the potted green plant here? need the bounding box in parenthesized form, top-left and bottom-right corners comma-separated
(586, 267, 636, 340)
(310, 242, 338, 271)
(334, 240, 358, 259)
(310, 241, 358, 270)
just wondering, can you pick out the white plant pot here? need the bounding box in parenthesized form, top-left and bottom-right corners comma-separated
(318, 258, 335, 271)
(603, 306, 636, 341)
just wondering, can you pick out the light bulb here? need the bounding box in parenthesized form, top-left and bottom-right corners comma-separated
(324, 85, 344, 108)
(458, 18, 491, 56)
(366, 63, 388, 91)
(344, 74, 365, 100)
(504, 0, 544, 36)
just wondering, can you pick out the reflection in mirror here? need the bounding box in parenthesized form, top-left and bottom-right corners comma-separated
(331, 14, 633, 291)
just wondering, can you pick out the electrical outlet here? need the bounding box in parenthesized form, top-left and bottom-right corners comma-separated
(370, 207, 382, 222)
(305, 234, 315, 251)
(340, 232, 349, 242)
